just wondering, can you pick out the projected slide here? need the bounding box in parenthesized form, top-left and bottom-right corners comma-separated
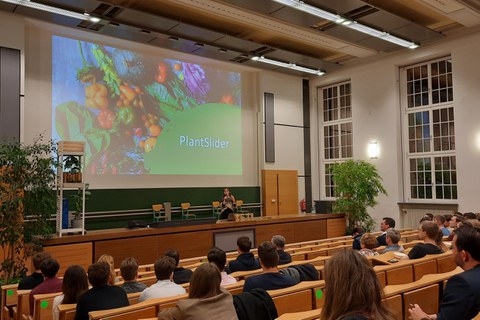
(52, 36, 242, 175)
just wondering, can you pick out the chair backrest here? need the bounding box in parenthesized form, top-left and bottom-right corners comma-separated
(57, 304, 76, 320)
(16, 290, 31, 320)
(32, 292, 62, 320)
(180, 203, 190, 210)
(152, 204, 163, 212)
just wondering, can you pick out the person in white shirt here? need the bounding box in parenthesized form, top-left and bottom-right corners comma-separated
(139, 256, 186, 302)
(207, 247, 237, 286)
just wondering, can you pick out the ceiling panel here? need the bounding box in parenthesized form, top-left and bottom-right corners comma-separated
(98, 24, 157, 43)
(212, 35, 271, 53)
(113, 10, 179, 33)
(168, 23, 225, 44)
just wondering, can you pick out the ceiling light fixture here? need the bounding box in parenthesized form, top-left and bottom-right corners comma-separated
(251, 56, 324, 76)
(1, 0, 102, 23)
(272, 0, 419, 49)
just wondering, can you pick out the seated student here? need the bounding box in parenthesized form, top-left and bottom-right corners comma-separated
(447, 214, 465, 241)
(226, 236, 260, 273)
(97, 254, 117, 285)
(158, 263, 238, 320)
(119, 257, 147, 293)
(52, 265, 88, 320)
(406, 221, 443, 260)
(29, 258, 63, 314)
(376, 217, 395, 246)
(351, 226, 365, 250)
(75, 263, 129, 320)
(207, 247, 237, 286)
(358, 233, 379, 257)
(320, 250, 393, 320)
(271, 235, 292, 265)
(164, 249, 193, 284)
(139, 256, 186, 302)
(435, 214, 451, 236)
(18, 251, 51, 290)
(243, 241, 298, 292)
(381, 228, 404, 253)
(409, 225, 480, 320)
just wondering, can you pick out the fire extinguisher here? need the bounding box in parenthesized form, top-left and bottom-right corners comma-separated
(300, 199, 306, 212)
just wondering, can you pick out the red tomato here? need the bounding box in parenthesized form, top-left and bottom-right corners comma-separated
(220, 94, 234, 105)
(97, 110, 115, 129)
(156, 63, 167, 83)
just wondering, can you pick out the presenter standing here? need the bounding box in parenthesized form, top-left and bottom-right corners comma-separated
(220, 188, 236, 219)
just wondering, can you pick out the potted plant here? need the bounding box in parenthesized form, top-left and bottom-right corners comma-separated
(70, 183, 91, 228)
(0, 135, 57, 284)
(63, 155, 82, 183)
(330, 160, 387, 233)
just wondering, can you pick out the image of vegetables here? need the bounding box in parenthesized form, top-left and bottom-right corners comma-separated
(91, 44, 122, 97)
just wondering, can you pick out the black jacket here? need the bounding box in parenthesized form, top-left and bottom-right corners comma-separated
(173, 267, 193, 284)
(277, 250, 292, 265)
(233, 288, 278, 320)
(227, 252, 260, 273)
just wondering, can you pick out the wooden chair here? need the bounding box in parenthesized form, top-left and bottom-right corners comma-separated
(32, 292, 62, 320)
(276, 308, 321, 320)
(152, 204, 167, 222)
(57, 304, 76, 320)
(268, 280, 325, 316)
(180, 203, 196, 219)
(212, 201, 221, 220)
(1, 284, 18, 320)
(13, 290, 30, 320)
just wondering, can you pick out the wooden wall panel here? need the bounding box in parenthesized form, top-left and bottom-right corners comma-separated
(293, 220, 326, 242)
(278, 170, 298, 215)
(157, 231, 212, 260)
(256, 223, 295, 244)
(44, 242, 92, 276)
(326, 218, 346, 238)
(262, 170, 278, 216)
(95, 236, 158, 267)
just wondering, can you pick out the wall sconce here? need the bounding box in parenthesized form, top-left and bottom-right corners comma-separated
(368, 141, 379, 159)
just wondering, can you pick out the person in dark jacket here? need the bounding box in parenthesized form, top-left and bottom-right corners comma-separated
(226, 237, 260, 273)
(165, 249, 193, 284)
(351, 227, 365, 250)
(271, 235, 292, 265)
(376, 217, 395, 246)
(18, 251, 51, 290)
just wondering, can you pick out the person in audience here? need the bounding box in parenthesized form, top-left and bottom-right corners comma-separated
(358, 233, 379, 256)
(320, 250, 393, 320)
(444, 214, 453, 229)
(158, 263, 238, 320)
(207, 247, 237, 286)
(381, 228, 404, 253)
(459, 219, 480, 229)
(97, 254, 117, 285)
(435, 215, 451, 236)
(29, 258, 63, 314)
(18, 251, 51, 290)
(463, 212, 477, 220)
(476, 212, 480, 221)
(52, 265, 88, 320)
(75, 262, 129, 320)
(352, 226, 365, 250)
(447, 214, 465, 241)
(164, 249, 193, 284)
(226, 236, 260, 273)
(409, 225, 480, 320)
(243, 241, 298, 292)
(424, 213, 434, 220)
(139, 256, 186, 302)
(376, 217, 395, 246)
(119, 257, 148, 293)
(271, 235, 292, 265)
(406, 221, 443, 260)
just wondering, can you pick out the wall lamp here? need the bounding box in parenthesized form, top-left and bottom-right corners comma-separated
(368, 141, 379, 159)
(272, 0, 419, 49)
(251, 56, 325, 76)
(1, 0, 101, 23)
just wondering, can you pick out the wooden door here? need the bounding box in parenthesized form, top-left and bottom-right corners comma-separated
(261, 170, 298, 216)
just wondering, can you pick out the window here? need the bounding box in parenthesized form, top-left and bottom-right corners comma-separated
(402, 57, 457, 201)
(319, 81, 353, 199)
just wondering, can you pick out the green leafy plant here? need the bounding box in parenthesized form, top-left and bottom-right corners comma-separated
(71, 183, 91, 220)
(63, 155, 82, 183)
(0, 135, 57, 284)
(330, 160, 387, 233)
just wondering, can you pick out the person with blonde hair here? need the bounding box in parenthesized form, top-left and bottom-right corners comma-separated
(158, 263, 238, 320)
(359, 233, 379, 256)
(320, 250, 393, 320)
(97, 254, 117, 285)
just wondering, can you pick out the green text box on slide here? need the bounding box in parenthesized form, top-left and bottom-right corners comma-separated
(145, 103, 242, 175)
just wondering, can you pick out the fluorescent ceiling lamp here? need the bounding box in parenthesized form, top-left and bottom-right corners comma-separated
(251, 56, 324, 76)
(1, 0, 101, 22)
(272, 0, 419, 49)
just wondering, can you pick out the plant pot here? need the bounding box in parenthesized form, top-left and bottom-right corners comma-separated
(71, 218, 83, 229)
